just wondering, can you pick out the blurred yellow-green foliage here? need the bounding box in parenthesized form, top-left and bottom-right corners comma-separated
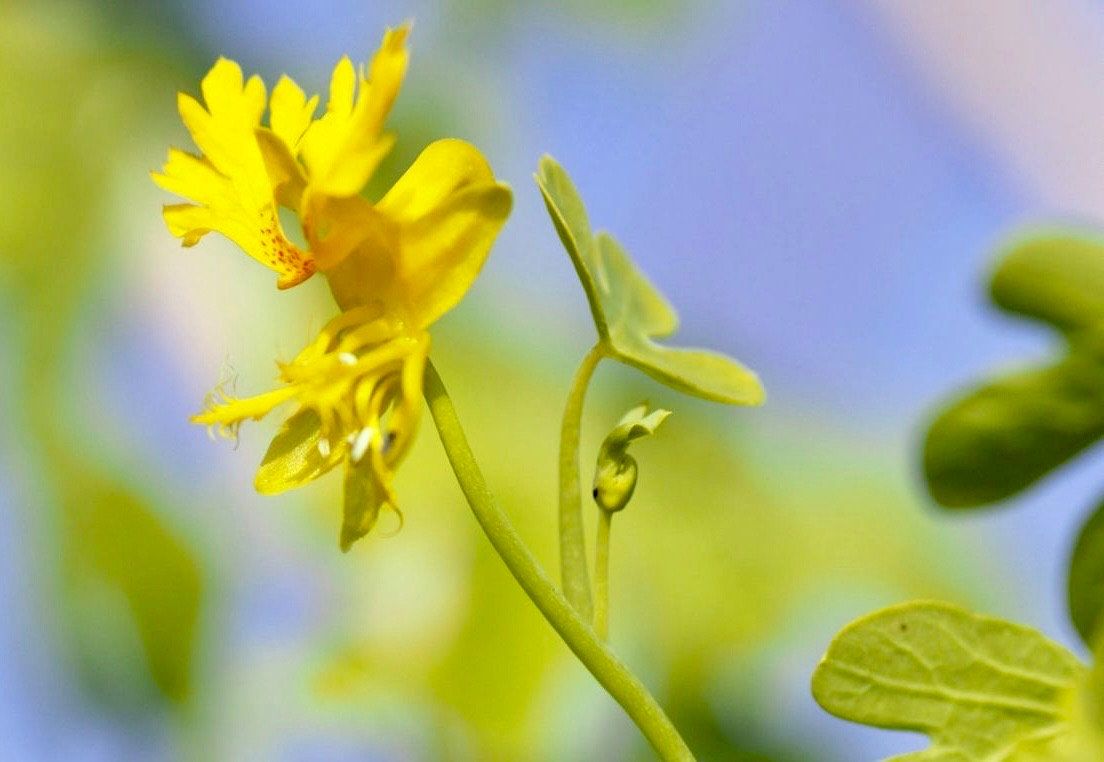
(0, 1, 1034, 760)
(2, 0, 204, 709)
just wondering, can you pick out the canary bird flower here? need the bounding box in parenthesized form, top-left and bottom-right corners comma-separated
(152, 26, 513, 549)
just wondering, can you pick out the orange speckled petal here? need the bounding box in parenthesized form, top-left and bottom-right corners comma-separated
(152, 57, 315, 289)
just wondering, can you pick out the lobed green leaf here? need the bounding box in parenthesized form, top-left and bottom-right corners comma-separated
(1069, 499, 1104, 648)
(534, 154, 605, 335)
(812, 601, 1088, 761)
(922, 352, 1104, 508)
(991, 233, 1104, 334)
(535, 155, 764, 406)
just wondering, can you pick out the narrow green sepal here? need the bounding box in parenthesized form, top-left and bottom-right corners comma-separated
(255, 408, 342, 495)
(340, 459, 384, 552)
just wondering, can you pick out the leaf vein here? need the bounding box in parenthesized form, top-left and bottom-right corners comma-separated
(827, 661, 1063, 719)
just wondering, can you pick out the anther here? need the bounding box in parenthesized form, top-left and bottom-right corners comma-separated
(350, 427, 376, 463)
(338, 352, 358, 366)
(318, 437, 331, 458)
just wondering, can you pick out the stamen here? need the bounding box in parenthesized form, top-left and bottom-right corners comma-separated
(338, 352, 358, 366)
(350, 426, 376, 463)
(318, 437, 331, 458)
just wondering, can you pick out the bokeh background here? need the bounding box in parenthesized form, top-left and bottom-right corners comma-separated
(3, 0, 1103, 759)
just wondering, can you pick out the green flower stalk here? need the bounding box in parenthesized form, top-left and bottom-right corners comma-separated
(535, 155, 763, 624)
(592, 404, 670, 640)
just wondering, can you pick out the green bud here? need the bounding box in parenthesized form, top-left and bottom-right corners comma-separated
(592, 403, 670, 513)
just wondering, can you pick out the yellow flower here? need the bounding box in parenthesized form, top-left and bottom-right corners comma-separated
(152, 26, 513, 549)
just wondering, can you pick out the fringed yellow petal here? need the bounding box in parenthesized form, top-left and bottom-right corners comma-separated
(254, 128, 308, 211)
(198, 58, 265, 125)
(269, 75, 318, 151)
(376, 139, 512, 327)
(151, 149, 221, 202)
(328, 56, 356, 113)
(242, 74, 267, 122)
(153, 58, 315, 289)
(161, 203, 213, 247)
(190, 304, 428, 545)
(180, 61, 265, 183)
(191, 385, 299, 437)
(400, 183, 511, 326)
(376, 138, 494, 219)
(300, 25, 409, 197)
(200, 57, 244, 110)
(163, 30, 508, 546)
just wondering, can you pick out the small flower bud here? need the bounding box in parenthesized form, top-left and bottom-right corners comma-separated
(592, 403, 671, 513)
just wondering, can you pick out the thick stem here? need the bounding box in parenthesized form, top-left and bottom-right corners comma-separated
(559, 344, 604, 620)
(423, 361, 694, 761)
(594, 510, 613, 640)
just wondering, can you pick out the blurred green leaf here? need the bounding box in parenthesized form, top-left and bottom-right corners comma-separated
(925, 233, 1104, 653)
(812, 601, 1089, 761)
(923, 233, 1104, 512)
(991, 234, 1104, 333)
(63, 475, 203, 705)
(1081, 644, 1104, 744)
(1069, 499, 1104, 648)
(0, 0, 207, 718)
(923, 351, 1104, 508)
(535, 155, 764, 405)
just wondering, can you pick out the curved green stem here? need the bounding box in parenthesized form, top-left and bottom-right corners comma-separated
(559, 343, 605, 619)
(594, 510, 612, 640)
(424, 361, 694, 761)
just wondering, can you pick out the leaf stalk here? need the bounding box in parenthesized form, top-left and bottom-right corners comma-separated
(424, 360, 693, 761)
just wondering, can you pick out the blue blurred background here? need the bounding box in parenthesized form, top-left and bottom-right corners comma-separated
(4, 0, 1104, 759)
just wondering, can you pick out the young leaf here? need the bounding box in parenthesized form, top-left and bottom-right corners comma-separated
(922, 351, 1104, 508)
(535, 155, 764, 406)
(991, 233, 1104, 334)
(1069, 499, 1104, 648)
(812, 601, 1087, 761)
